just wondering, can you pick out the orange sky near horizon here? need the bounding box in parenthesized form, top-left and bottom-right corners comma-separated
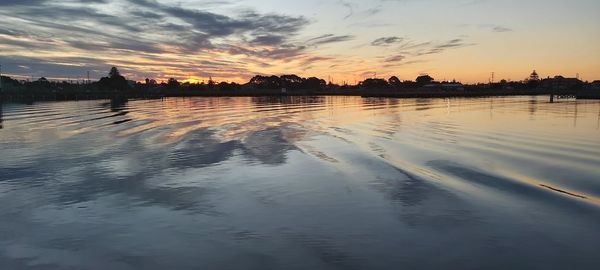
(1, 0, 599, 84)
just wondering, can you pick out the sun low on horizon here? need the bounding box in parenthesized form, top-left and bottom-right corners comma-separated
(1, 0, 599, 84)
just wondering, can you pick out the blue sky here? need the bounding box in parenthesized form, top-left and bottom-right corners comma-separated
(1, 0, 599, 83)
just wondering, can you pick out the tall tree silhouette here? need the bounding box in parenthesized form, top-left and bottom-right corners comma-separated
(388, 76, 401, 87)
(109, 67, 121, 78)
(303, 77, 326, 90)
(98, 67, 129, 91)
(280, 74, 303, 89)
(167, 78, 180, 89)
(361, 78, 389, 89)
(416, 75, 434, 86)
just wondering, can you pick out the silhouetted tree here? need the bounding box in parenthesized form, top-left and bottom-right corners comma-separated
(98, 67, 129, 91)
(249, 75, 282, 89)
(526, 79, 539, 89)
(207, 77, 216, 89)
(303, 77, 326, 90)
(280, 74, 304, 89)
(36, 77, 50, 86)
(218, 81, 239, 91)
(167, 78, 180, 89)
(361, 78, 389, 89)
(388, 76, 401, 87)
(109, 67, 121, 78)
(416, 75, 434, 86)
(1, 76, 20, 88)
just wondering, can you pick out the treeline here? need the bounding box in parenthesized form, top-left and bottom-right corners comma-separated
(1, 67, 598, 101)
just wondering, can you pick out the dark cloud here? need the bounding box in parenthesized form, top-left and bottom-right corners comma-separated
(0, 36, 54, 50)
(128, 0, 307, 38)
(374, 36, 474, 67)
(0, 0, 320, 80)
(299, 56, 335, 66)
(410, 39, 473, 56)
(66, 39, 164, 54)
(338, 0, 354, 19)
(250, 35, 286, 46)
(255, 45, 307, 60)
(307, 35, 354, 46)
(437, 39, 465, 48)
(0, 0, 309, 55)
(0, 0, 108, 6)
(0, 55, 109, 79)
(384, 55, 405, 62)
(372, 36, 404, 46)
(365, 7, 382, 16)
(0, 0, 46, 6)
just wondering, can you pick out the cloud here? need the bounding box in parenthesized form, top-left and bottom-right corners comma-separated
(250, 35, 286, 46)
(2, 0, 309, 53)
(0, 55, 110, 80)
(410, 38, 474, 56)
(0, 0, 483, 82)
(468, 24, 514, 33)
(307, 35, 354, 46)
(372, 36, 404, 46)
(338, 0, 355, 19)
(365, 8, 382, 16)
(384, 55, 406, 62)
(372, 36, 475, 69)
(0, 0, 321, 81)
(492, 26, 513, 32)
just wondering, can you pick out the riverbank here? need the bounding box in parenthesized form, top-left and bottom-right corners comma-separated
(1, 87, 598, 102)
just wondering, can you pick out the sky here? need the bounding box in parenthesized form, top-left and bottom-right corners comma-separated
(0, 0, 599, 84)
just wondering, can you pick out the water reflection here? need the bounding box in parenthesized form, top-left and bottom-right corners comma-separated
(528, 97, 538, 115)
(415, 98, 433, 111)
(0, 102, 3, 129)
(1, 96, 600, 269)
(252, 96, 326, 106)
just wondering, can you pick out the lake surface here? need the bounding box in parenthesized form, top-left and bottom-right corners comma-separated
(1, 96, 599, 270)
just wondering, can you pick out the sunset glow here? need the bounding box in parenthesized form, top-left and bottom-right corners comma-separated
(1, 0, 599, 83)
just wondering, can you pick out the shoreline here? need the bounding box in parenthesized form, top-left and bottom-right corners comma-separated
(1, 88, 599, 102)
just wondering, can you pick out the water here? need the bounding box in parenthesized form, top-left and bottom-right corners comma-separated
(1, 96, 599, 270)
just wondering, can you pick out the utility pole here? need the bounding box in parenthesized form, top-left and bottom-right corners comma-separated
(491, 72, 495, 84)
(87, 71, 90, 84)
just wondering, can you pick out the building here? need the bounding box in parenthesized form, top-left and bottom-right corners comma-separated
(540, 76, 582, 91)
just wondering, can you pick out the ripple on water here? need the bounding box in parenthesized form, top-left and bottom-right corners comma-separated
(1, 96, 600, 269)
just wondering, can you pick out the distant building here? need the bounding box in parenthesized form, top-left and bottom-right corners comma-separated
(540, 76, 582, 90)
